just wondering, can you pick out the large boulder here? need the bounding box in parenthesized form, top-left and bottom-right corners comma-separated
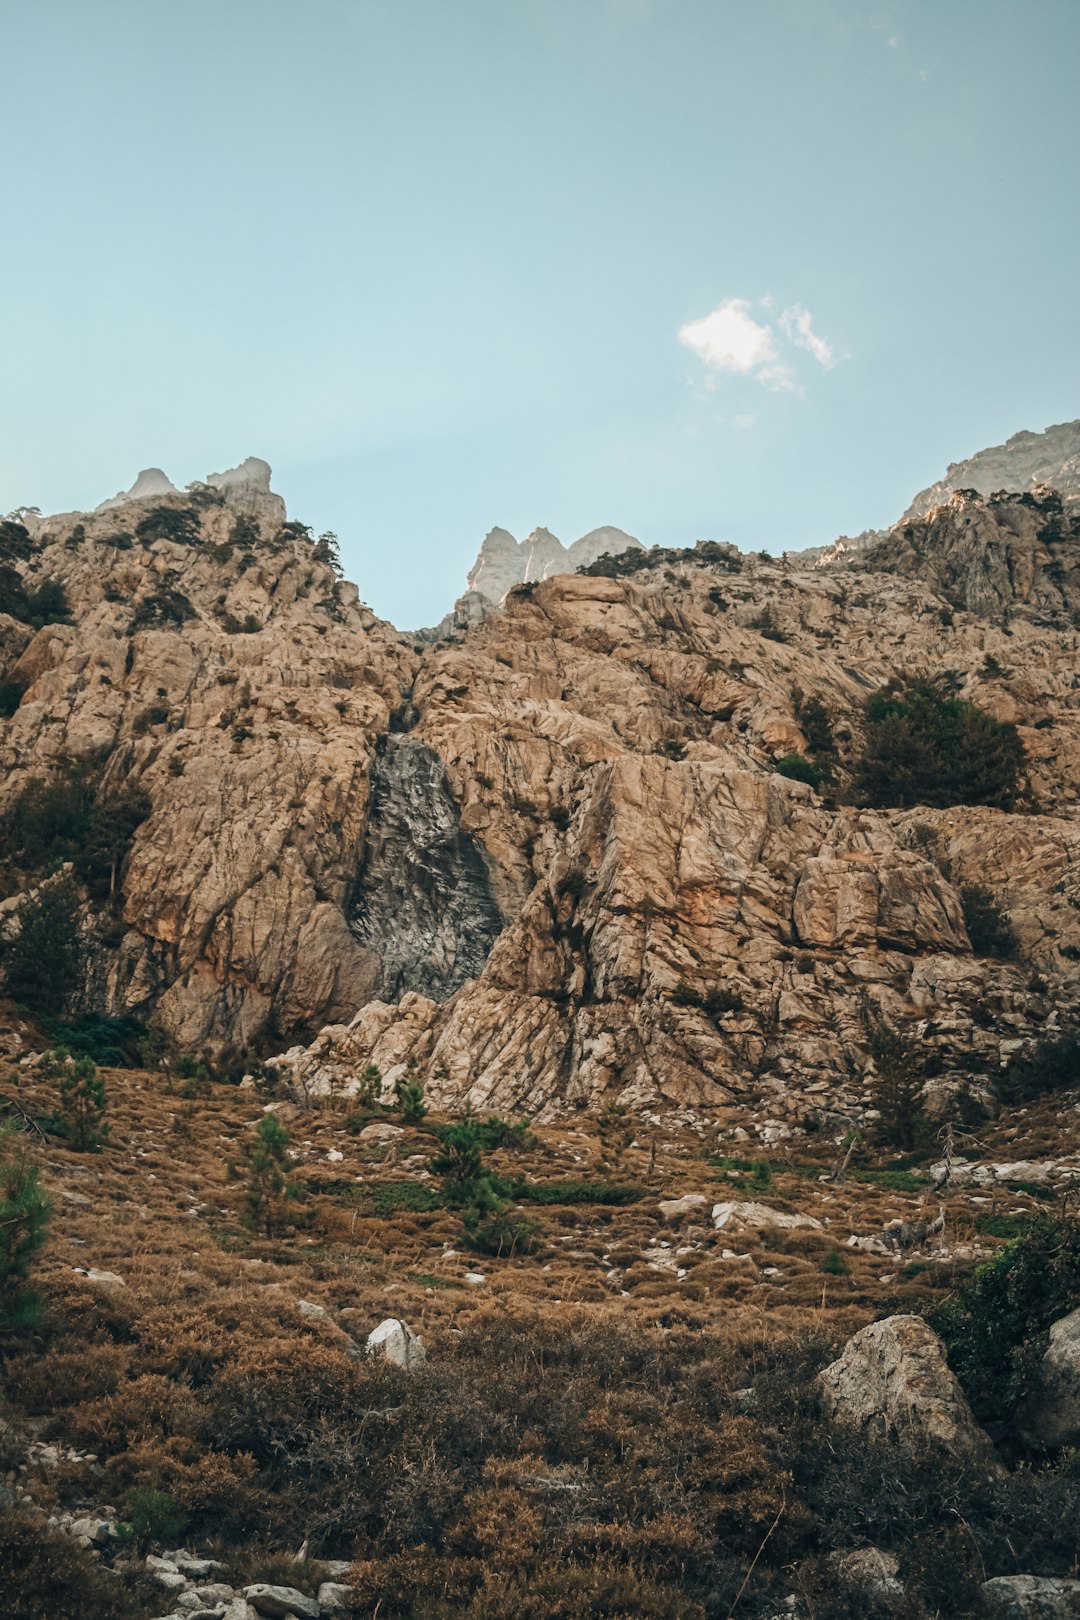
(366, 1317, 426, 1371)
(1015, 1308, 1080, 1450)
(243, 1586, 321, 1619)
(712, 1200, 822, 1232)
(817, 1315, 1001, 1470)
(979, 1576, 1080, 1618)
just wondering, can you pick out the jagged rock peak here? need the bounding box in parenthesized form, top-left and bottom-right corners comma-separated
(96, 467, 178, 510)
(94, 456, 285, 523)
(466, 522, 642, 607)
(902, 418, 1080, 522)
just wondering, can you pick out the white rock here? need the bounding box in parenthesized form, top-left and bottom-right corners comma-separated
(317, 1582, 355, 1613)
(712, 1201, 822, 1232)
(979, 1575, 1080, 1617)
(366, 1316, 426, 1370)
(658, 1193, 709, 1222)
(243, 1585, 321, 1619)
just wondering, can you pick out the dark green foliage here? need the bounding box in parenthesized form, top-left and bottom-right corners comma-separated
(395, 1072, 427, 1122)
(556, 868, 586, 900)
(0, 772, 149, 899)
(928, 1216, 1080, 1427)
(774, 751, 824, 789)
(241, 1115, 303, 1236)
(792, 687, 836, 759)
(579, 539, 742, 578)
(313, 530, 342, 572)
(750, 605, 788, 642)
(854, 676, 1026, 810)
(57, 1054, 110, 1152)
(0, 570, 72, 628)
(518, 1180, 643, 1206)
(820, 1248, 848, 1275)
(0, 519, 33, 563)
(135, 505, 202, 546)
(2, 880, 83, 1015)
(119, 1485, 188, 1548)
(995, 1031, 1080, 1105)
(867, 1017, 928, 1151)
(130, 588, 196, 629)
(73, 785, 151, 900)
(0, 771, 93, 869)
(44, 1015, 147, 1069)
(461, 1207, 542, 1256)
(279, 520, 314, 543)
(961, 883, 1019, 959)
(851, 1167, 925, 1193)
(0, 1121, 50, 1330)
(366, 1180, 442, 1216)
(0, 681, 25, 717)
(231, 514, 260, 547)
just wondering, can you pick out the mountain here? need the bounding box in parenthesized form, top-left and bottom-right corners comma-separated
(3, 455, 1080, 1127)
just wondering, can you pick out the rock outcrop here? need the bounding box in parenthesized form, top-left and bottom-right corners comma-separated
(902, 418, 1080, 522)
(1015, 1308, 1080, 1451)
(465, 523, 642, 609)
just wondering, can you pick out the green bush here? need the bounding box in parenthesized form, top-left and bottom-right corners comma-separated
(56, 1054, 110, 1152)
(774, 752, 825, 790)
(866, 1017, 928, 1152)
(130, 589, 196, 629)
(961, 883, 1019, 959)
(461, 1208, 542, 1256)
(928, 1216, 1080, 1426)
(43, 1015, 147, 1068)
(366, 1180, 442, 1216)
(119, 1485, 188, 1548)
(241, 1115, 304, 1236)
(996, 1031, 1080, 1105)
(854, 676, 1025, 810)
(518, 1180, 644, 1206)
(2, 880, 83, 1016)
(0, 1120, 50, 1329)
(135, 505, 201, 546)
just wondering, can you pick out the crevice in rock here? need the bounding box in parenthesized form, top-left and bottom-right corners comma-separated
(348, 735, 503, 1002)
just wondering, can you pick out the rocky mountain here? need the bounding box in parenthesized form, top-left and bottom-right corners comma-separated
(467, 524, 642, 606)
(901, 417, 1080, 521)
(3, 458, 1080, 1129)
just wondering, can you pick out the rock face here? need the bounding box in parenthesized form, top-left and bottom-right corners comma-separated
(817, 1315, 1001, 1470)
(3, 462, 1080, 1111)
(97, 466, 178, 509)
(902, 418, 1080, 522)
(348, 735, 504, 1002)
(1015, 1308, 1080, 1450)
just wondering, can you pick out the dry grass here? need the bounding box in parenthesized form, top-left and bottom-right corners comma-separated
(3, 1063, 1079, 1617)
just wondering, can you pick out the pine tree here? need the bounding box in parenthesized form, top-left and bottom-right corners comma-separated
(867, 1018, 927, 1151)
(58, 1055, 110, 1152)
(3, 879, 83, 1015)
(0, 1120, 51, 1329)
(242, 1115, 302, 1237)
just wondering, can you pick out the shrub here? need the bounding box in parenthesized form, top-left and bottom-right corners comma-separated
(461, 1208, 542, 1257)
(395, 1071, 427, 1123)
(366, 1180, 442, 1216)
(0, 771, 94, 869)
(73, 785, 151, 900)
(57, 1054, 110, 1152)
(0, 1120, 50, 1329)
(119, 1484, 188, 1549)
(0, 681, 25, 718)
(130, 589, 196, 629)
(866, 1017, 928, 1152)
(928, 1216, 1080, 1426)
(792, 687, 836, 759)
(519, 1180, 643, 1206)
(995, 1031, 1080, 1105)
(241, 1115, 303, 1236)
(46, 1015, 147, 1068)
(135, 505, 201, 546)
(961, 883, 1019, 959)
(820, 1248, 849, 1275)
(0, 575, 74, 629)
(0, 1509, 150, 1620)
(854, 676, 1025, 810)
(2, 879, 83, 1015)
(774, 752, 824, 790)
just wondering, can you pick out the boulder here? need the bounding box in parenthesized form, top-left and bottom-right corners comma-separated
(243, 1586, 321, 1619)
(1015, 1308, 1080, 1450)
(817, 1315, 1001, 1471)
(317, 1583, 355, 1613)
(659, 1193, 710, 1222)
(979, 1576, 1080, 1618)
(365, 1317, 426, 1371)
(829, 1547, 905, 1606)
(712, 1201, 822, 1232)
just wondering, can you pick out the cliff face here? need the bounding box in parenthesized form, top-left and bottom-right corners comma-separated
(901, 418, 1080, 522)
(3, 465, 1080, 1122)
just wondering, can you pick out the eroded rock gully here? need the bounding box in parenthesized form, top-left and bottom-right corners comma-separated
(348, 734, 503, 1003)
(3, 470, 1080, 1119)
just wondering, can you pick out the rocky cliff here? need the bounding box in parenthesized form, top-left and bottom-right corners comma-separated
(3, 460, 1080, 1125)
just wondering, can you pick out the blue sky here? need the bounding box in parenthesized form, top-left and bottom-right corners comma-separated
(2, 0, 1077, 627)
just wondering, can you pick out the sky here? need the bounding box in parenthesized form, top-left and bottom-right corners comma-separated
(1, 0, 1078, 628)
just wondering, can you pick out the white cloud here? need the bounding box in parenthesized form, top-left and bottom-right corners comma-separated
(678, 298, 778, 376)
(778, 303, 838, 368)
